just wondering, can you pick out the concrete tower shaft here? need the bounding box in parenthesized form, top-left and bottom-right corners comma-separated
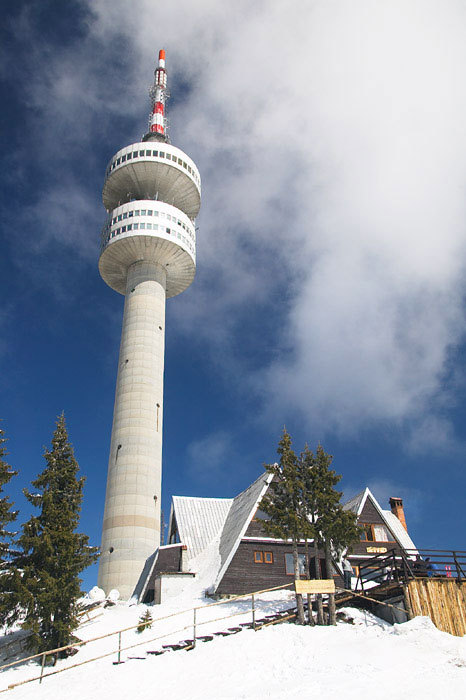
(99, 262, 166, 595)
(98, 51, 201, 599)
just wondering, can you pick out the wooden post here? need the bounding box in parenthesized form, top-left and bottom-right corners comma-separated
(251, 593, 256, 631)
(117, 632, 121, 664)
(403, 584, 414, 620)
(193, 608, 197, 648)
(39, 653, 46, 684)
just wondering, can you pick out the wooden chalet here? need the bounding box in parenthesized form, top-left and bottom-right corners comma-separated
(342, 488, 416, 578)
(136, 473, 417, 604)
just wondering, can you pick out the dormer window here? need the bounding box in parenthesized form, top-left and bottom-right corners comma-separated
(360, 523, 395, 543)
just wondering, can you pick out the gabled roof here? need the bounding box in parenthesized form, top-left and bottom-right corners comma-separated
(344, 487, 417, 553)
(343, 489, 366, 515)
(382, 510, 417, 552)
(135, 548, 159, 602)
(213, 472, 273, 592)
(171, 495, 233, 561)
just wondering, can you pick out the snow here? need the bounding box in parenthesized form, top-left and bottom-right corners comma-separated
(1, 588, 465, 699)
(88, 586, 105, 602)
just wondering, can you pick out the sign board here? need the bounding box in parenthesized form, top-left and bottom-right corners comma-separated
(366, 546, 387, 554)
(295, 579, 335, 594)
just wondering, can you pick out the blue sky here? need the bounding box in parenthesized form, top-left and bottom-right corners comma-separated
(1, 0, 466, 592)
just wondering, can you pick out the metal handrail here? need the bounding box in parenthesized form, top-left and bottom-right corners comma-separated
(355, 548, 465, 592)
(403, 548, 465, 581)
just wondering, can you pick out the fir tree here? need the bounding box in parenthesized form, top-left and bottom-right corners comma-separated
(137, 608, 153, 633)
(0, 414, 99, 652)
(0, 424, 18, 568)
(299, 444, 360, 625)
(260, 429, 313, 625)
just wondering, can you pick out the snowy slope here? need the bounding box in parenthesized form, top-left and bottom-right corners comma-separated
(1, 590, 465, 699)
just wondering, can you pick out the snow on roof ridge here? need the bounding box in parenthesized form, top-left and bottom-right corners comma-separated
(173, 493, 233, 561)
(173, 495, 233, 502)
(213, 471, 273, 592)
(343, 489, 366, 514)
(382, 509, 417, 553)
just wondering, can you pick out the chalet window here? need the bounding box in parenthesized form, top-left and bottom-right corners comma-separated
(360, 524, 375, 542)
(373, 525, 394, 541)
(360, 523, 394, 542)
(285, 553, 306, 576)
(254, 551, 273, 564)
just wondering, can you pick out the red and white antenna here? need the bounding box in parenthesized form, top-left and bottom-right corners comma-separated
(149, 49, 168, 139)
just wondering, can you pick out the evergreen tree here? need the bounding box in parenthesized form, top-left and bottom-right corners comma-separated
(0, 423, 18, 568)
(260, 430, 313, 625)
(137, 608, 153, 633)
(0, 414, 99, 652)
(299, 445, 360, 625)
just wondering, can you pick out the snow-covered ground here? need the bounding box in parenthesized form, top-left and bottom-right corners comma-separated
(1, 584, 465, 699)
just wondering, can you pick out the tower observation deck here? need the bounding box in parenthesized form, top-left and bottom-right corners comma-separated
(98, 50, 201, 599)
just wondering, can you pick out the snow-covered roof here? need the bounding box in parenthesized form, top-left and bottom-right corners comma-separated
(135, 548, 159, 602)
(156, 478, 417, 599)
(382, 510, 417, 553)
(213, 472, 273, 591)
(343, 490, 366, 514)
(172, 495, 233, 561)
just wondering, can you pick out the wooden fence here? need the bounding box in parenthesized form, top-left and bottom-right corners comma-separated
(405, 579, 466, 637)
(0, 582, 295, 692)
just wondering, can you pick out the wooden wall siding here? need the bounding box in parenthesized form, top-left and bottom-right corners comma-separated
(158, 546, 182, 572)
(244, 518, 266, 538)
(350, 541, 403, 564)
(216, 540, 340, 596)
(350, 498, 403, 558)
(405, 579, 466, 637)
(145, 546, 183, 591)
(359, 499, 386, 524)
(351, 541, 404, 558)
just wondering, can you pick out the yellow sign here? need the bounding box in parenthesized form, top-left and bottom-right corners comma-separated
(366, 546, 387, 554)
(295, 579, 336, 594)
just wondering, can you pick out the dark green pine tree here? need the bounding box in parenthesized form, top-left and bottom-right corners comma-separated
(0, 423, 18, 568)
(10, 414, 99, 653)
(300, 444, 360, 625)
(260, 429, 313, 625)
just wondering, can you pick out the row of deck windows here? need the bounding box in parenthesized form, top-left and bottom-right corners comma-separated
(102, 222, 195, 255)
(106, 209, 194, 242)
(106, 148, 200, 187)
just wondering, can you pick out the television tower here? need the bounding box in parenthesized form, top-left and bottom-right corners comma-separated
(97, 50, 201, 599)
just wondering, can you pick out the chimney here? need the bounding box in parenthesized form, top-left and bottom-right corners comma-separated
(180, 544, 188, 572)
(389, 497, 407, 532)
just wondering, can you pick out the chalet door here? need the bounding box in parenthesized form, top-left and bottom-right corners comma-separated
(309, 558, 327, 579)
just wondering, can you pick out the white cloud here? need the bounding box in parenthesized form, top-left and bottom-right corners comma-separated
(186, 431, 232, 480)
(11, 0, 466, 444)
